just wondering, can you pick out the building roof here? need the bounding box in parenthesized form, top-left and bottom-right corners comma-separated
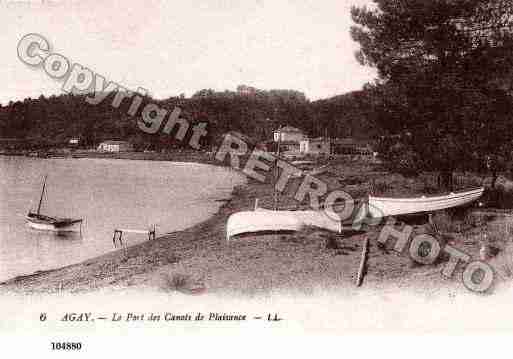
(275, 126, 303, 133)
(301, 137, 330, 142)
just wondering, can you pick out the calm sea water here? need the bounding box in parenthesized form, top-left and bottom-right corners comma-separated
(0, 156, 245, 281)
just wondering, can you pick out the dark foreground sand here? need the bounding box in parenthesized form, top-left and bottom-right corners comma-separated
(1, 158, 511, 297)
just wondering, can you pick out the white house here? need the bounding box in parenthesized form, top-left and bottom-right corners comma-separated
(300, 138, 331, 155)
(97, 140, 133, 152)
(279, 141, 301, 154)
(273, 126, 305, 143)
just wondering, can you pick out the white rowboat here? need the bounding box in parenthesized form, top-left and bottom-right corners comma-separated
(368, 187, 484, 218)
(226, 208, 341, 240)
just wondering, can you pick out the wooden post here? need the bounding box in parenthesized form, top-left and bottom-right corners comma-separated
(428, 213, 439, 235)
(356, 237, 369, 287)
(112, 229, 124, 247)
(112, 230, 118, 247)
(274, 123, 281, 210)
(147, 225, 156, 241)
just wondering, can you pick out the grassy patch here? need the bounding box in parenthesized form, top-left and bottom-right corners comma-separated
(162, 273, 207, 295)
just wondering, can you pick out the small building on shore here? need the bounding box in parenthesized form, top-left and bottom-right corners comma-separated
(300, 138, 331, 156)
(69, 137, 81, 147)
(278, 140, 301, 154)
(273, 126, 305, 143)
(97, 140, 133, 152)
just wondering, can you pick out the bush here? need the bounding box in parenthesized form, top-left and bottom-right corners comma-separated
(431, 210, 456, 233)
(376, 138, 422, 177)
(372, 181, 391, 195)
(482, 187, 513, 209)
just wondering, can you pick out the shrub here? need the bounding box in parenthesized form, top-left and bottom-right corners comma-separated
(430, 210, 455, 233)
(162, 273, 191, 292)
(371, 181, 391, 195)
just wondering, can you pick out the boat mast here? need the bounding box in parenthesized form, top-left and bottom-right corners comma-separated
(36, 175, 47, 215)
(273, 108, 281, 211)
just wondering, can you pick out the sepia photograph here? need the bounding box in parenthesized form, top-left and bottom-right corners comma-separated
(1, 0, 513, 355)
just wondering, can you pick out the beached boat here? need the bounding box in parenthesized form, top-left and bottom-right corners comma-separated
(26, 175, 83, 232)
(226, 146, 340, 240)
(367, 187, 484, 218)
(226, 208, 341, 240)
(290, 161, 329, 178)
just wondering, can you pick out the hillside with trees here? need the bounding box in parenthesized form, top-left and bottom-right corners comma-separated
(0, 86, 379, 151)
(310, 87, 380, 139)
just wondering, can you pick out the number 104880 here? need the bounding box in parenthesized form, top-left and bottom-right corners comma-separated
(51, 342, 82, 350)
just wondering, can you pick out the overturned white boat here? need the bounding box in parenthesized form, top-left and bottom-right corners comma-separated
(226, 208, 341, 240)
(290, 161, 329, 178)
(367, 187, 484, 218)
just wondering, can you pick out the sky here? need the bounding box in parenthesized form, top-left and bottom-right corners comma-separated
(1, 0, 376, 104)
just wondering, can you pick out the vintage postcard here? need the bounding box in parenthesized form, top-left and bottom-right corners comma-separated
(1, 0, 513, 355)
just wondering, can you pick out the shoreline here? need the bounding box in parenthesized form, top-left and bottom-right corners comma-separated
(0, 150, 236, 289)
(0, 153, 510, 296)
(0, 149, 222, 166)
(0, 179, 249, 294)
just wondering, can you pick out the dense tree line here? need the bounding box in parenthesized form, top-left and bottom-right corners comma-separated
(351, 0, 513, 187)
(0, 87, 379, 151)
(310, 87, 381, 139)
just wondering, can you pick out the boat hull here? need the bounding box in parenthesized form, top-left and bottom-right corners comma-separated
(368, 187, 484, 218)
(26, 220, 81, 232)
(226, 209, 341, 240)
(26, 213, 83, 232)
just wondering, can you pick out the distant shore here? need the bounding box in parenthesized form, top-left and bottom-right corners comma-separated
(0, 148, 221, 166)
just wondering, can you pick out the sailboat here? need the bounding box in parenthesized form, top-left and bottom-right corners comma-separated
(26, 175, 83, 232)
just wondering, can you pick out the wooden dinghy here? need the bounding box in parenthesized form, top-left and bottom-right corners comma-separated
(367, 187, 484, 218)
(226, 208, 341, 240)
